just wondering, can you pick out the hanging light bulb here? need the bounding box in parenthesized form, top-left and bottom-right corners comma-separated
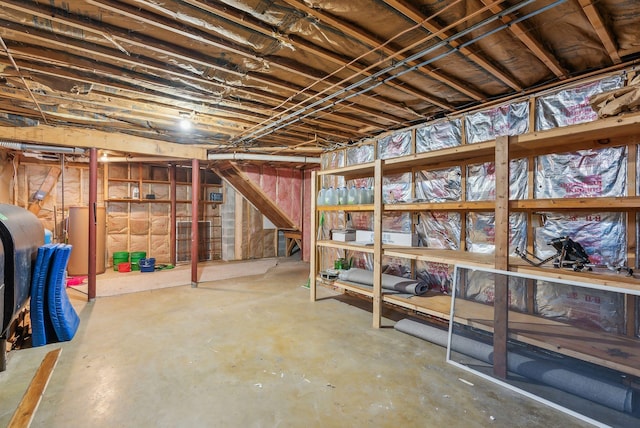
(179, 117, 192, 131)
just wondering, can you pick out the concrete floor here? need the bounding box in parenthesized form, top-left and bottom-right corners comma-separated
(1, 257, 590, 427)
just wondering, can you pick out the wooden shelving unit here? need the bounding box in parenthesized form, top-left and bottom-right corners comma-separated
(309, 110, 640, 378)
(105, 162, 224, 263)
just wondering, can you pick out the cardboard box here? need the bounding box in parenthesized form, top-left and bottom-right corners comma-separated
(354, 230, 418, 246)
(331, 229, 356, 242)
(383, 232, 419, 247)
(355, 230, 374, 243)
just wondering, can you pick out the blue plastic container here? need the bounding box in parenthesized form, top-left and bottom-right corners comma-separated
(139, 257, 156, 273)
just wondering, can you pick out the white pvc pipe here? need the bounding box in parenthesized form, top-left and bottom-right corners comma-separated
(0, 141, 85, 155)
(207, 153, 320, 163)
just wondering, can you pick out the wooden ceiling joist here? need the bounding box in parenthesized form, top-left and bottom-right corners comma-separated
(577, 0, 622, 65)
(479, 0, 567, 79)
(382, 0, 523, 92)
(279, 0, 487, 102)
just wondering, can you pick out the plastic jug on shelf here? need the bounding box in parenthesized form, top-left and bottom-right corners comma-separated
(347, 185, 358, 204)
(338, 186, 348, 205)
(317, 187, 326, 206)
(325, 186, 339, 205)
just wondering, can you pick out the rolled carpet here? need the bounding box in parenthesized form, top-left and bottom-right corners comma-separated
(338, 268, 429, 295)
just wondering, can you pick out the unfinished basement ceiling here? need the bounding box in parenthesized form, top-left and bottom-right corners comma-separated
(0, 0, 639, 157)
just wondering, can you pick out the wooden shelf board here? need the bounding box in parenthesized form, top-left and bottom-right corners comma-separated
(383, 248, 494, 266)
(317, 276, 375, 298)
(509, 262, 640, 293)
(383, 292, 452, 320)
(453, 299, 640, 377)
(107, 178, 138, 183)
(510, 196, 640, 211)
(317, 240, 375, 253)
(510, 111, 640, 158)
(318, 162, 375, 179)
(106, 198, 171, 203)
(385, 200, 494, 211)
(383, 141, 495, 173)
(317, 204, 374, 212)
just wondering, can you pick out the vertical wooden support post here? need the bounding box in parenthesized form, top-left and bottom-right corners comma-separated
(234, 190, 244, 260)
(170, 164, 177, 266)
(526, 155, 536, 313)
(310, 171, 318, 301)
(460, 163, 467, 251)
(191, 159, 199, 288)
(493, 136, 511, 378)
(626, 144, 637, 336)
(88, 148, 98, 301)
(373, 159, 383, 328)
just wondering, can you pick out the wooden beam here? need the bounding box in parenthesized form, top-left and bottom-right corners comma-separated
(212, 161, 297, 229)
(182, 0, 450, 111)
(0, 0, 410, 130)
(493, 135, 511, 379)
(373, 159, 384, 328)
(8, 348, 62, 428)
(577, 0, 621, 65)
(279, 0, 486, 102)
(479, 0, 567, 79)
(383, 0, 522, 91)
(0, 126, 207, 159)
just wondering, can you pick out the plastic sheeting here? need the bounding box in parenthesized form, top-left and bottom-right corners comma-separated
(415, 167, 461, 202)
(346, 143, 374, 165)
(535, 280, 625, 334)
(534, 212, 626, 267)
(535, 147, 627, 198)
(378, 131, 411, 160)
(466, 159, 528, 201)
(460, 270, 527, 312)
(466, 212, 527, 255)
(464, 101, 529, 144)
(536, 74, 625, 131)
(383, 172, 412, 203)
(382, 212, 411, 234)
(415, 211, 460, 250)
(416, 119, 462, 152)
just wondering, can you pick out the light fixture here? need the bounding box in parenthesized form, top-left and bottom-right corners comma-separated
(100, 152, 108, 162)
(179, 117, 192, 131)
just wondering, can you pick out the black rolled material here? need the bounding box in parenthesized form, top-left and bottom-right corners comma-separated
(0, 204, 43, 335)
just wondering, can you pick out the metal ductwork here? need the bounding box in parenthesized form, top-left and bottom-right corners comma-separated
(0, 141, 86, 155)
(207, 153, 320, 164)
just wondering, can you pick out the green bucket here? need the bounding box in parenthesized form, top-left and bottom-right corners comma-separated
(130, 251, 147, 271)
(113, 251, 130, 271)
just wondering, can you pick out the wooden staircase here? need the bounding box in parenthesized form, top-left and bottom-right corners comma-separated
(211, 161, 298, 230)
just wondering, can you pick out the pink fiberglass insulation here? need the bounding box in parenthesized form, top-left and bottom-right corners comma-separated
(261, 166, 278, 201)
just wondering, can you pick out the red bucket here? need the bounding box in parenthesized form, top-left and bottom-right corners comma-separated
(118, 262, 131, 272)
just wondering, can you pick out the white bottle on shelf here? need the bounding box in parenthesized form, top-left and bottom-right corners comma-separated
(356, 186, 367, 204)
(366, 186, 374, 204)
(317, 187, 326, 206)
(338, 187, 348, 205)
(326, 186, 338, 205)
(347, 185, 358, 205)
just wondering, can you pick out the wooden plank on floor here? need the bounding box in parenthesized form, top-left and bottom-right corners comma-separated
(8, 348, 62, 428)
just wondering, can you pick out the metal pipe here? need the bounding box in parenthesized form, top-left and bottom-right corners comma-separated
(99, 156, 184, 163)
(191, 159, 199, 288)
(0, 141, 85, 155)
(207, 153, 320, 163)
(88, 148, 98, 301)
(237, 0, 564, 144)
